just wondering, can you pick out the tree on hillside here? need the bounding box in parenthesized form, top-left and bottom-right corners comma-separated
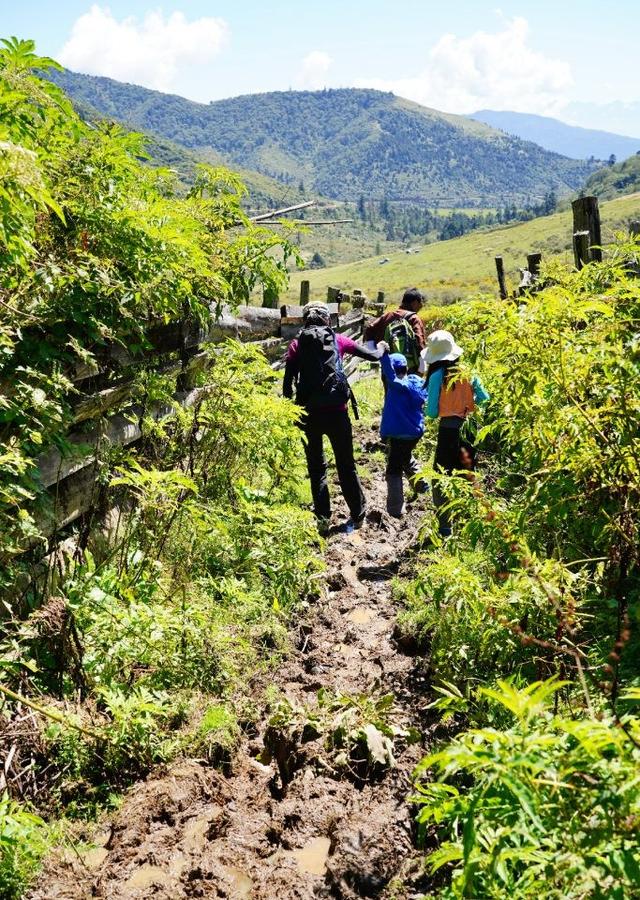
(542, 190, 557, 215)
(309, 251, 325, 268)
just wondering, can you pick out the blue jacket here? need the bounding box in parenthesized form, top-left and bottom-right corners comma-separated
(426, 369, 489, 419)
(380, 353, 428, 440)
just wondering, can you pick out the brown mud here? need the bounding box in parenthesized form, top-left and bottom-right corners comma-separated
(29, 425, 433, 900)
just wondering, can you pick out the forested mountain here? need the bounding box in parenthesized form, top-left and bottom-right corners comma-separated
(583, 153, 640, 200)
(472, 109, 640, 161)
(47, 70, 596, 206)
(60, 88, 294, 209)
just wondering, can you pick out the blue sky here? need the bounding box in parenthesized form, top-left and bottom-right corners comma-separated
(4, 1, 639, 134)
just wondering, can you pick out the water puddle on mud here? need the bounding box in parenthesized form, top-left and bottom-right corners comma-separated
(347, 606, 375, 625)
(182, 815, 210, 852)
(126, 863, 173, 889)
(223, 865, 253, 897)
(288, 836, 331, 875)
(81, 847, 108, 870)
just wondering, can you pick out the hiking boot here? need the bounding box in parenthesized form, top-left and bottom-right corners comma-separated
(317, 517, 331, 536)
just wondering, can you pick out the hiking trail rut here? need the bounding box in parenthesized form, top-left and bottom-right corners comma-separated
(30, 425, 433, 900)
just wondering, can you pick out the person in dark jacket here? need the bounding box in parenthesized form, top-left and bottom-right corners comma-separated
(283, 303, 383, 533)
(379, 345, 429, 517)
(364, 287, 426, 375)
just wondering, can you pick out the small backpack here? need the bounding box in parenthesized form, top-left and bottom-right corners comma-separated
(384, 313, 421, 371)
(295, 325, 350, 409)
(438, 379, 476, 419)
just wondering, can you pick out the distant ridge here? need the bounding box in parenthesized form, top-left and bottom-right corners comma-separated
(47, 70, 597, 206)
(472, 110, 640, 162)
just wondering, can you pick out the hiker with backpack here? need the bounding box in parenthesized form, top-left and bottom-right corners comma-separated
(364, 287, 426, 380)
(377, 343, 429, 518)
(422, 330, 489, 537)
(283, 303, 383, 533)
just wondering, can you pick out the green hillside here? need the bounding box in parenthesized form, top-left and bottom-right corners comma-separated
(583, 154, 640, 201)
(287, 192, 640, 303)
(47, 70, 596, 206)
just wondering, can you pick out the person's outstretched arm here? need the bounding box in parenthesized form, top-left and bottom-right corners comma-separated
(380, 350, 397, 383)
(338, 334, 385, 361)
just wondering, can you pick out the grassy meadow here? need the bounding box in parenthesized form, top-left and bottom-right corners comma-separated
(286, 192, 640, 304)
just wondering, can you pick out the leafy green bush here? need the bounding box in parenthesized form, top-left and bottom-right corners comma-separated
(407, 247, 640, 896)
(396, 547, 576, 694)
(44, 686, 180, 804)
(0, 792, 47, 900)
(0, 40, 298, 569)
(414, 680, 640, 899)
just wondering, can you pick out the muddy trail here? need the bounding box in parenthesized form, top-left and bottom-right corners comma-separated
(30, 425, 433, 900)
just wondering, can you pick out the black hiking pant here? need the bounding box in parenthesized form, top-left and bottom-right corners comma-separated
(433, 421, 462, 534)
(301, 409, 365, 522)
(385, 438, 425, 517)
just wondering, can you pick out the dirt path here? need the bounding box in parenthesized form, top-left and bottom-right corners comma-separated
(30, 426, 431, 900)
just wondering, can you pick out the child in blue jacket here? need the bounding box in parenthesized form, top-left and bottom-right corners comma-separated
(378, 344, 428, 517)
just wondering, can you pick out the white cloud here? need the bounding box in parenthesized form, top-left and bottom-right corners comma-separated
(356, 17, 572, 116)
(59, 5, 229, 95)
(296, 51, 333, 90)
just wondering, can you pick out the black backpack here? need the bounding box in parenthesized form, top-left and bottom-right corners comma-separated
(295, 325, 350, 409)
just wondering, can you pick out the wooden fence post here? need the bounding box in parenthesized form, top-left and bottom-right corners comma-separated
(573, 231, 591, 270)
(300, 280, 310, 304)
(572, 196, 602, 263)
(527, 253, 542, 278)
(262, 285, 279, 309)
(494, 256, 508, 299)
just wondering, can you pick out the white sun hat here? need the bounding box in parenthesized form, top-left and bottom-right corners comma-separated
(420, 330, 463, 371)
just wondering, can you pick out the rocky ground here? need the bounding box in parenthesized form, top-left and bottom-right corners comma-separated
(30, 424, 435, 900)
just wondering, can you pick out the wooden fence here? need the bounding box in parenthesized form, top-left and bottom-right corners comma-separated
(33, 303, 366, 549)
(493, 197, 640, 298)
